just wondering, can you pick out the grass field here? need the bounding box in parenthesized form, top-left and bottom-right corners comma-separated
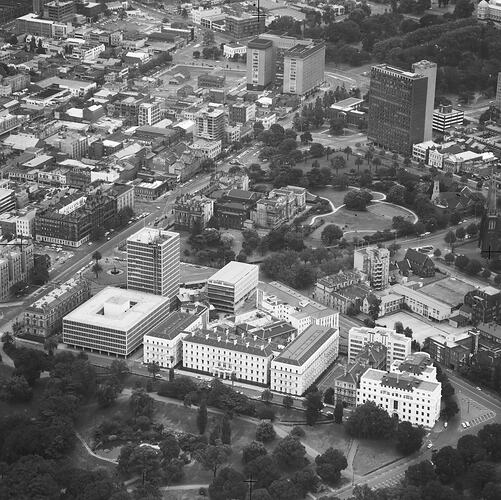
(352, 439, 402, 475)
(299, 424, 352, 456)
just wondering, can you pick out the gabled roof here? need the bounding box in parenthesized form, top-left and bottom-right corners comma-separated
(404, 248, 433, 267)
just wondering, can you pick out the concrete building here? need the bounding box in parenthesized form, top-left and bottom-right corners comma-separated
(0, 210, 36, 238)
(127, 228, 180, 309)
(258, 281, 338, 335)
(15, 13, 69, 38)
(433, 104, 464, 133)
(174, 194, 214, 231)
(497, 72, 501, 110)
(390, 352, 438, 382)
(271, 325, 339, 395)
(0, 238, 34, 301)
(196, 108, 225, 141)
(283, 43, 325, 96)
(226, 14, 265, 39)
(353, 247, 390, 290)
(229, 100, 256, 124)
(23, 278, 91, 338)
(246, 38, 274, 91)
(138, 102, 161, 126)
(348, 326, 411, 370)
(357, 368, 441, 428)
(207, 261, 259, 313)
(223, 41, 246, 59)
(43, 0, 75, 22)
(464, 286, 501, 325)
(183, 327, 274, 384)
(0, 188, 16, 215)
(143, 311, 204, 368)
(477, 0, 501, 23)
(368, 62, 437, 155)
(63, 287, 170, 357)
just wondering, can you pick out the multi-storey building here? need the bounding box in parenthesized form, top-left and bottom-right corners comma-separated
(126, 228, 180, 309)
(143, 311, 204, 368)
(23, 278, 91, 338)
(246, 37, 274, 90)
(477, 0, 501, 24)
(432, 104, 464, 133)
(348, 326, 411, 370)
(138, 101, 161, 126)
(15, 13, 69, 38)
(198, 74, 226, 88)
(0, 238, 34, 301)
(35, 191, 117, 247)
(43, 0, 75, 22)
(3, 73, 30, 93)
(367, 61, 436, 154)
(183, 328, 274, 384)
(315, 270, 363, 304)
(353, 247, 390, 290)
(229, 100, 256, 124)
(226, 14, 265, 39)
(464, 286, 501, 325)
(207, 261, 259, 314)
(258, 280, 338, 335)
(497, 72, 501, 110)
(0, 188, 16, 215)
(46, 131, 89, 159)
(63, 287, 170, 357)
(196, 108, 225, 141)
(271, 325, 339, 395)
(357, 368, 441, 428)
(390, 352, 438, 382)
(173, 194, 214, 231)
(283, 43, 325, 96)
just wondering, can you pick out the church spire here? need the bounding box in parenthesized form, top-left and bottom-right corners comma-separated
(487, 170, 498, 216)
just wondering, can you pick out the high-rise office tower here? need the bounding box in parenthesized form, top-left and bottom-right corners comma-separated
(246, 37, 274, 91)
(127, 227, 180, 309)
(283, 43, 325, 96)
(412, 60, 437, 142)
(367, 61, 436, 155)
(196, 108, 225, 141)
(496, 72, 501, 110)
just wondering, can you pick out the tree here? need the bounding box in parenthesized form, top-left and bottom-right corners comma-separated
(453, 0, 474, 18)
(1, 375, 33, 402)
(315, 448, 348, 484)
(96, 380, 119, 408)
(466, 259, 482, 275)
(455, 254, 470, 270)
(147, 362, 160, 379)
(197, 399, 208, 435)
(195, 444, 232, 478)
(13, 348, 46, 386)
(242, 441, 267, 464)
(368, 296, 381, 321)
(255, 421, 276, 443)
(221, 414, 231, 445)
(324, 387, 334, 405)
(457, 434, 486, 465)
(310, 143, 325, 158)
(92, 250, 102, 263)
(209, 422, 222, 445)
(394, 321, 404, 334)
(252, 489, 272, 500)
(202, 30, 215, 46)
(268, 478, 301, 500)
(444, 253, 455, 265)
(119, 445, 162, 484)
(395, 421, 425, 455)
(208, 467, 246, 500)
(346, 401, 395, 439)
(129, 390, 154, 419)
(160, 434, 180, 461)
(434, 248, 441, 257)
(405, 460, 437, 487)
(343, 146, 352, 160)
(273, 435, 306, 469)
(478, 423, 501, 461)
(292, 467, 319, 497)
(433, 446, 465, 483)
(92, 262, 102, 279)
(109, 360, 130, 384)
(344, 190, 373, 211)
(303, 389, 323, 425)
(482, 269, 492, 279)
(321, 225, 343, 246)
(466, 223, 478, 237)
(329, 118, 344, 135)
(300, 131, 312, 144)
(456, 226, 466, 240)
(444, 231, 457, 251)
(261, 389, 273, 404)
(355, 156, 363, 173)
(283, 395, 294, 411)
(334, 401, 344, 424)
(43, 336, 58, 357)
(244, 455, 280, 489)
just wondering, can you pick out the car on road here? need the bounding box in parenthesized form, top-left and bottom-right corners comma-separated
(427, 442, 433, 449)
(444, 422, 448, 428)
(476, 386, 482, 391)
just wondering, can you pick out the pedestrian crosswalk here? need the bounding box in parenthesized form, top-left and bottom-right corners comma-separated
(371, 471, 405, 490)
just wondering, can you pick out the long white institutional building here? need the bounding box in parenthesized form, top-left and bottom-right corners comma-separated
(63, 287, 170, 357)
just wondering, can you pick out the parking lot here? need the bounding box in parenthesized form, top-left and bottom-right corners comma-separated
(34, 244, 74, 273)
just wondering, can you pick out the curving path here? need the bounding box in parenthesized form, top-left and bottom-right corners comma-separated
(308, 187, 418, 238)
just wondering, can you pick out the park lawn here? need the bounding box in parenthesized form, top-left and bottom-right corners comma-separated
(309, 188, 350, 208)
(300, 423, 352, 456)
(352, 439, 403, 475)
(162, 490, 206, 500)
(67, 437, 117, 475)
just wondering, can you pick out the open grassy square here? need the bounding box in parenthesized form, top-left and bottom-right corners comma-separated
(352, 439, 403, 475)
(299, 423, 352, 456)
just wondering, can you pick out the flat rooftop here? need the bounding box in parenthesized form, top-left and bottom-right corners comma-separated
(420, 278, 476, 308)
(127, 227, 179, 245)
(208, 261, 258, 286)
(64, 286, 169, 331)
(145, 311, 199, 341)
(259, 281, 330, 312)
(274, 325, 337, 366)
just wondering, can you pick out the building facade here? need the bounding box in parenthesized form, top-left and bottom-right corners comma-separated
(353, 247, 390, 290)
(207, 261, 259, 313)
(283, 43, 325, 96)
(271, 325, 339, 395)
(0, 238, 34, 301)
(173, 194, 214, 230)
(126, 227, 180, 309)
(432, 104, 464, 133)
(348, 326, 411, 370)
(63, 287, 170, 357)
(23, 278, 91, 338)
(246, 38, 274, 91)
(196, 108, 225, 141)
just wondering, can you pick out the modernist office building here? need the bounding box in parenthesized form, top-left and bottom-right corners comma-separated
(283, 43, 325, 96)
(367, 61, 437, 155)
(127, 227, 180, 309)
(63, 287, 170, 357)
